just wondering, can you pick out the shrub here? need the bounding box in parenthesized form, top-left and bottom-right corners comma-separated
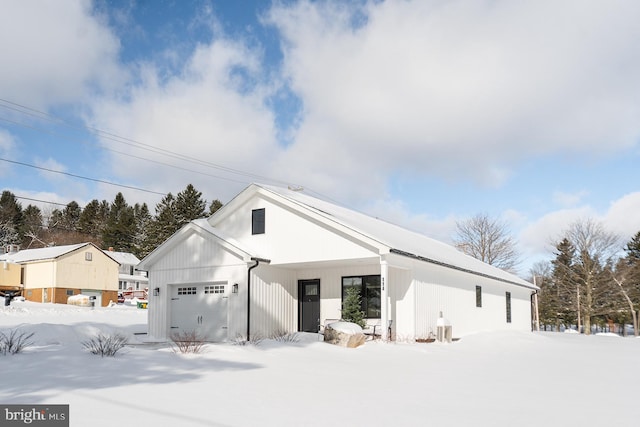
(170, 331, 205, 354)
(0, 329, 35, 355)
(341, 287, 366, 328)
(270, 330, 300, 343)
(231, 333, 264, 346)
(82, 331, 128, 357)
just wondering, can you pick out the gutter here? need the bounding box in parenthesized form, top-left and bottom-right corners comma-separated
(389, 248, 536, 290)
(247, 257, 271, 341)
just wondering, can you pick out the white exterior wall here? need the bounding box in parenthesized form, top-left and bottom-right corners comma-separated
(249, 265, 297, 337)
(146, 229, 247, 341)
(214, 194, 378, 265)
(408, 259, 532, 338)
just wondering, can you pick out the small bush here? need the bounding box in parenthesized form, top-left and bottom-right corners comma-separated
(231, 333, 264, 346)
(171, 331, 205, 354)
(270, 330, 300, 343)
(0, 329, 35, 355)
(82, 332, 128, 357)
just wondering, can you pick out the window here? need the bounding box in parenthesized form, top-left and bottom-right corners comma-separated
(506, 292, 512, 323)
(342, 275, 381, 319)
(205, 284, 225, 294)
(475, 286, 482, 308)
(66, 290, 74, 296)
(85, 252, 92, 261)
(252, 208, 265, 235)
(178, 287, 197, 295)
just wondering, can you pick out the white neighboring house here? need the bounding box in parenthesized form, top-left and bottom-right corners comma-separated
(138, 184, 538, 342)
(103, 249, 148, 294)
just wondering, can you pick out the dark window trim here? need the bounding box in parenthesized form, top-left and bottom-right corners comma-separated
(341, 274, 381, 319)
(475, 285, 482, 308)
(252, 208, 265, 235)
(506, 291, 512, 323)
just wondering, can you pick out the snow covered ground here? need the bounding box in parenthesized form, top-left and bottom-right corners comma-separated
(1, 301, 638, 427)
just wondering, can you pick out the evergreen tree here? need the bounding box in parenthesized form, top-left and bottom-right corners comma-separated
(625, 231, 640, 260)
(21, 205, 44, 248)
(0, 190, 23, 245)
(102, 193, 136, 252)
(341, 287, 366, 328)
(550, 238, 577, 329)
(175, 184, 207, 227)
(147, 193, 178, 250)
(61, 201, 81, 231)
(133, 202, 153, 258)
(209, 199, 223, 215)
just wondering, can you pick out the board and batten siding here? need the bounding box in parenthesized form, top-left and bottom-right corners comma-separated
(249, 265, 297, 337)
(411, 260, 532, 338)
(146, 228, 247, 341)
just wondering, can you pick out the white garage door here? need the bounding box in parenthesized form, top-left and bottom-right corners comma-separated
(169, 282, 229, 342)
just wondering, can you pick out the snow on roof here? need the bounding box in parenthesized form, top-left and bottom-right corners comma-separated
(0, 243, 91, 263)
(257, 184, 535, 289)
(103, 250, 141, 265)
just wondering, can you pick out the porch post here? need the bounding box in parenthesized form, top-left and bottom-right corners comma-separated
(380, 257, 389, 341)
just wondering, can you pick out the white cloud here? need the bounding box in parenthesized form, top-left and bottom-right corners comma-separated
(0, 130, 16, 176)
(552, 190, 590, 208)
(518, 192, 640, 266)
(90, 36, 281, 204)
(266, 0, 640, 198)
(0, 0, 123, 109)
(603, 192, 640, 241)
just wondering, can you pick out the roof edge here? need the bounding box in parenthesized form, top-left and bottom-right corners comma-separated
(389, 249, 537, 290)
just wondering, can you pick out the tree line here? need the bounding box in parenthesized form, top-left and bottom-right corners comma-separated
(454, 214, 640, 336)
(0, 184, 222, 259)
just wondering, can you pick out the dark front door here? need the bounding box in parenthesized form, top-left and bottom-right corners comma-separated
(298, 279, 320, 332)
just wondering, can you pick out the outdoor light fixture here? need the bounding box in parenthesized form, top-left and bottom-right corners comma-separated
(153, 287, 160, 296)
(232, 283, 239, 294)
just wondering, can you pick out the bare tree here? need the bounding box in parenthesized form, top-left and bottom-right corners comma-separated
(561, 218, 620, 335)
(453, 213, 520, 272)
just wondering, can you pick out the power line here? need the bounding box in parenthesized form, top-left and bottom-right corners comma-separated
(0, 158, 166, 196)
(0, 98, 297, 187)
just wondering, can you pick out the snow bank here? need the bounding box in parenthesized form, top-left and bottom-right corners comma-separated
(1, 302, 639, 427)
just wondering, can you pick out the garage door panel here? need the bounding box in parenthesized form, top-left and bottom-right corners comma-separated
(170, 283, 229, 342)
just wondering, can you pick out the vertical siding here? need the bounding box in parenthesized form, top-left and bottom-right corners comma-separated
(249, 266, 297, 337)
(412, 260, 533, 338)
(146, 229, 247, 341)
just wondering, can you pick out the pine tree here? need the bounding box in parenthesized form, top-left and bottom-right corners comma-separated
(147, 193, 178, 251)
(209, 199, 223, 215)
(133, 203, 153, 258)
(341, 286, 366, 328)
(21, 205, 44, 248)
(175, 184, 207, 228)
(550, 238, 577, 329)
(0, 190, 23, 245)
(102, 193, 136, 252)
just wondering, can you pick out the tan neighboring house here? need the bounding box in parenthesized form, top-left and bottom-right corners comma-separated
(0, 246, 22, 294)
(0, 243, 119, 307)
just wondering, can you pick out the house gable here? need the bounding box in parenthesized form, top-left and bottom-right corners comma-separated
(209, 186, 383, 266)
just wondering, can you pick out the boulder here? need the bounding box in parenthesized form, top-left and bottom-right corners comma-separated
(323, 321, 366, 348)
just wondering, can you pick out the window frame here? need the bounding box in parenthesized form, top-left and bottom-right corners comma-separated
(505, 291, 512, 323)
(475, 285, 482, 308)
(341, 275, 381, 319)
(252, 208, 265, 235)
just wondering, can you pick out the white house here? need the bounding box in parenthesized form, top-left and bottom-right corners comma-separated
(138, 184, 537, 342)
(103, 249, 149, 292)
